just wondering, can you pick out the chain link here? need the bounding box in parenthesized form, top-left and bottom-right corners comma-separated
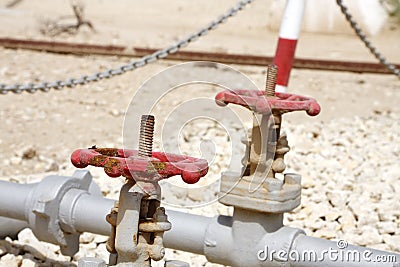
(0, 0, 254, 94)
(337, 0, 400, 78)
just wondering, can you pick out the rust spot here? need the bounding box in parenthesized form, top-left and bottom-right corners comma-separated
(89, 155, 108, 166)
(149, 161, 166, 171)
(104, 158, 121, 174)
(95, 148, 120, 157)
(106, 213, 117, 225)
(133, 234, 137, 243)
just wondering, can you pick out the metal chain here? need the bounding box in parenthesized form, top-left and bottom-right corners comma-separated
(0, 0, 254, 94)
(336, 0, 400, 78)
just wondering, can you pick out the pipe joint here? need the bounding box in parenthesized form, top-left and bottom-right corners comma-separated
(25, 170, 96, 256)
(203, 208, 304, 267)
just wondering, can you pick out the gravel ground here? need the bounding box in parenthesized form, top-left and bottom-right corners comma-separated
(0, 0, 400, 266)
(0, 56, 399, 266)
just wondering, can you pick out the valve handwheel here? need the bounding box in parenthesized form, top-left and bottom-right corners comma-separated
(215, 89, 321, 116)
(71, 148, 208, 184)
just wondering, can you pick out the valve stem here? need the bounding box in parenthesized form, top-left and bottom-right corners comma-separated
(138, 115, 155, 158)
(265, 64, 278, 97)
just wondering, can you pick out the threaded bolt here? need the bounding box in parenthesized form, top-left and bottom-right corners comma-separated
(138, 115, 155, 157)
(265, 64, 278, 97)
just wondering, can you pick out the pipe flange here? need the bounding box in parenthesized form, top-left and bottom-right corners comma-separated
(219, 172, 301, 213)
(25, 170, 93, 256)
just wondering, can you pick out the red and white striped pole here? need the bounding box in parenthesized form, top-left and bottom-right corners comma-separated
(273, 0, 306, 92)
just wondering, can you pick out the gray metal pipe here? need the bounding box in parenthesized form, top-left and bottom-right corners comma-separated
(72, 193, 115, 236)
(0, 178, 214, 258)
(163, 209, 213, 255)
(63, 189, 214, 256)
(0, 175, 399, 267)
(291, 235, 400, 267)
(0, 181, 35, 221)
(0, 216, 28, 239)
(43, 184, 400, 267)
(0, 178, 212, 257)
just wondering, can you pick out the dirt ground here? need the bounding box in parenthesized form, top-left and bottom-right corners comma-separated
(0, 0, 399, 176)
(0, 0, 399, 266)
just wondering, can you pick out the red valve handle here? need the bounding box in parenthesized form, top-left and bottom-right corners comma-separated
(71, 148, 208, 184)
(215, 89, 321, 116)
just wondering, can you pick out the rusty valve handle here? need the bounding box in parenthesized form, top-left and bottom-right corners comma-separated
(215, 89, 321, 116)
(71, 148, 208, 184)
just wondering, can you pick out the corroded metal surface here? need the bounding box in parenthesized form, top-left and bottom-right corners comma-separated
(265, 64, 278, 97)
(71, 148, 208, 184)
(1, 38, 399, 74)
(138, 115, 155, 158)
(215, 89, 321, 116)
(216, 84, 320, 213)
